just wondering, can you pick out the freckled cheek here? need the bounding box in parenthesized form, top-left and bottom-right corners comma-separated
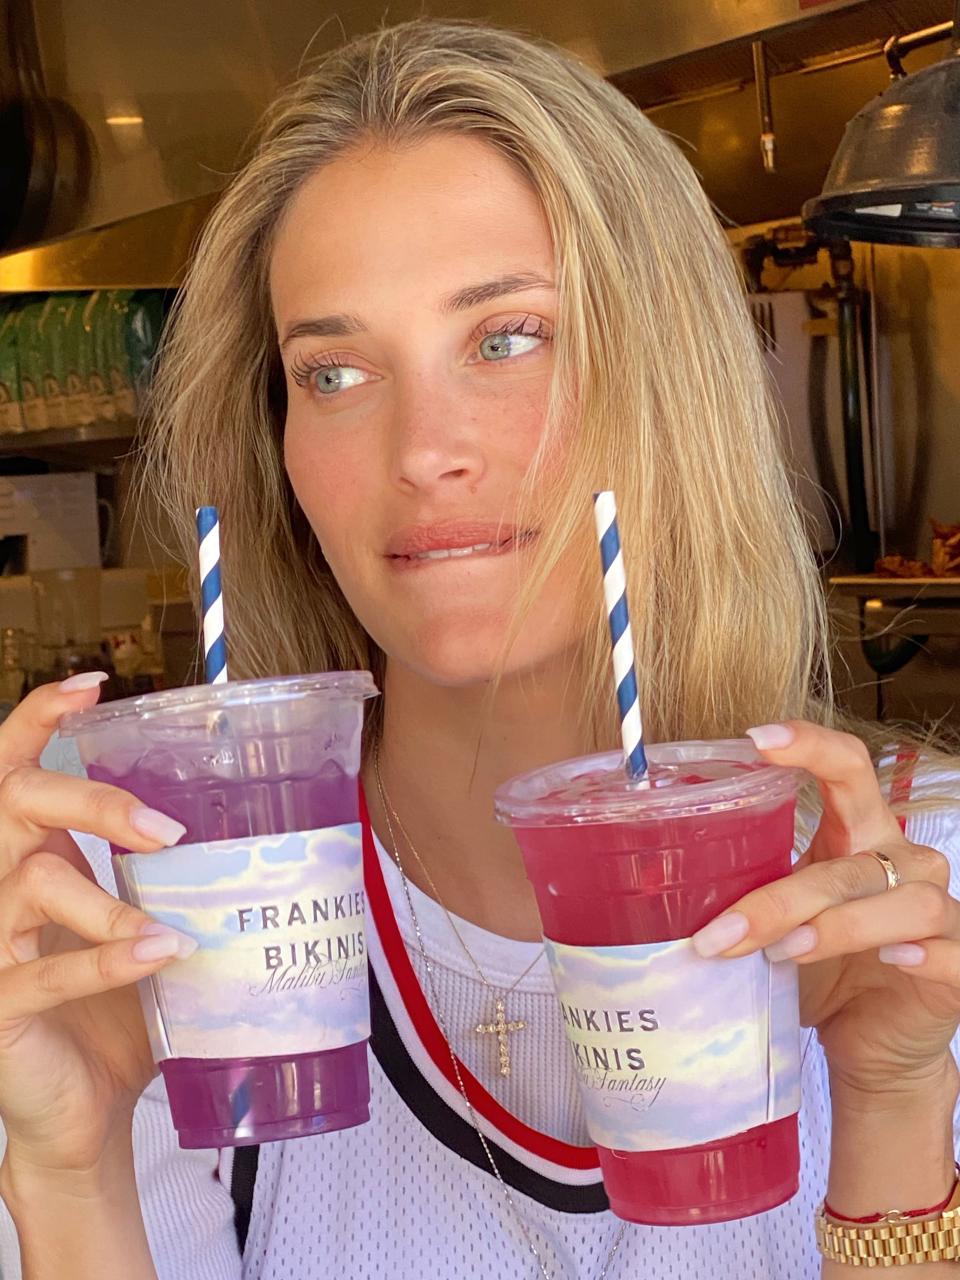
(487, 376, 552, 468)
(282, 415, 377, 556)
(510, 400, 571, 492)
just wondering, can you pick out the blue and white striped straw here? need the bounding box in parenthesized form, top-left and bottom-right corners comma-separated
(593, 491, 647, 782)
(196, 506, 228, 684)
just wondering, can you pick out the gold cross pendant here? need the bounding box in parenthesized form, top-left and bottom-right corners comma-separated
(475, 997, 526, 1077)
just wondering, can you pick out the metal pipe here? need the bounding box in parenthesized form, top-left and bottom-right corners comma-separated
(866, 246, 887, 559)
(884, 20, 953, 79)
(751, 40, 776, 174)
(832, 248, 874, 573)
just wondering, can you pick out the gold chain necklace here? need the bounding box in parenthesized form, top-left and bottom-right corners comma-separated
(373, 756, 629, 1280)
(375, 755, 544, 1077)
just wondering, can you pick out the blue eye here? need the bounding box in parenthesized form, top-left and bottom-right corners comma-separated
(478, 331, 544, 362)
(312, 365, 368, 395)
(290, 358, 371, 397)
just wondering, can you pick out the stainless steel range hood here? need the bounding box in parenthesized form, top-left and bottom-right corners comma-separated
(0, 0, 953, 289)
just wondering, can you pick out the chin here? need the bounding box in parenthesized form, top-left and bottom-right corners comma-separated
(399, 617, 510, 687)
(393, 614, 574, 690)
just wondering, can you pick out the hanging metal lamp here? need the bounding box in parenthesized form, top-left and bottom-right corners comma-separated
(803, 2, 960, 248)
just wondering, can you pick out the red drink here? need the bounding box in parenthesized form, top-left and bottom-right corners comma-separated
(495, 741, 801, 1226)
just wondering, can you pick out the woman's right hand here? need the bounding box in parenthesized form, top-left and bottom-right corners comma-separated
(0, 676, 195, 1179)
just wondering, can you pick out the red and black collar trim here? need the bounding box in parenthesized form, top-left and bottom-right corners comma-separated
(368, 969, 609, 1212)
(361, 789, 604, 1191)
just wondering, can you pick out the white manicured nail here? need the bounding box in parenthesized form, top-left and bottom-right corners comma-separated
(746, 723, 796, 751)
(765, 925, 818, 962)
(129, 806, 187, 846)
(59, 671, 109, 692)
(133, 924, 198, 963)
(878, 943, 926, 967)
(692, 911, 750, 958)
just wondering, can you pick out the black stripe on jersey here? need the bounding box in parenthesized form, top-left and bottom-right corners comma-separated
(368, 970, 609, 1215)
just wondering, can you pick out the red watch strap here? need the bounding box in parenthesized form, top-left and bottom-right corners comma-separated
(823, 1162, 960, 1224)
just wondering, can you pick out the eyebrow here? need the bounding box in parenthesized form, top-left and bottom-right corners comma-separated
(440, 271, 554, 314)
(279, 271, 554, 351)
(279, 313, 366, 349)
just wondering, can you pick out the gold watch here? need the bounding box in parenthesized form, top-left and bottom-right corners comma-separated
(816, 1199, 960, 1267)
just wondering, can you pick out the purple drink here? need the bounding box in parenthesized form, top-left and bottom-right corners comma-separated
(61, 673, 378, 1149)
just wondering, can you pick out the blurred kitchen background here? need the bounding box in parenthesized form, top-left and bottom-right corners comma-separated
(1, 0, 958, 727)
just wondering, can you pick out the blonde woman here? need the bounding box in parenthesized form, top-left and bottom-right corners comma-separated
(1, 19, 959, 1280)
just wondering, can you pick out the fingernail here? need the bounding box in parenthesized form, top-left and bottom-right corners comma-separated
(129, 806, 187, 846)
(746, 723, 796, 751)
(878, 943, 926, 967)
(692, 911, 750, 958)
(133, 925, 198, 962)
(765, 925, 818, 962)
(59, 671, 109, 692)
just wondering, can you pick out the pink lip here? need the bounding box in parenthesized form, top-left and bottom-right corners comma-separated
(385, 520, 534, 559)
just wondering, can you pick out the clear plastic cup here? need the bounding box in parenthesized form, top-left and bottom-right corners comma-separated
(61, 673, 378, 1148)
(495, 740, 801, 1225)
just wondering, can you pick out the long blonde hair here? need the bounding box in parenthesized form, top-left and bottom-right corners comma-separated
(141, 18, 949, 810)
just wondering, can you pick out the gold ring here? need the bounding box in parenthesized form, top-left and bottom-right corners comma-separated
(863, 849, 902, 892)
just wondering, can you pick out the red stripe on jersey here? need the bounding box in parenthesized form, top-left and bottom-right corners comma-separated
(361, 789, 599, 1171)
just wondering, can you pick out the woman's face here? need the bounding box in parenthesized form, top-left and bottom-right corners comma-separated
(271, 135, 582, 687)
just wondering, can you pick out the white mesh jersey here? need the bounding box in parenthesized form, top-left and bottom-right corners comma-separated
(1, 743, 959, 1280)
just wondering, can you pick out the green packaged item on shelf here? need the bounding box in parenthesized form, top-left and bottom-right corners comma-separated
(82, 291, 116, 421)
(125, 290, 165, 400)
(61, 294, 95, 425)
(106, 290, 137, 418)
(17, 298, 49, 431)
(38, 295, 67, 429)
(0, 301, 25, 435)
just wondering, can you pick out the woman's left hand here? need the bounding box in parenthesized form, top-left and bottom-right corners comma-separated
(691, 720, 960, 1097)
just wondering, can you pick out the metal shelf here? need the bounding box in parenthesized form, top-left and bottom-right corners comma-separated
(0, 419, 137, 467)
(830, 575, 960, 600)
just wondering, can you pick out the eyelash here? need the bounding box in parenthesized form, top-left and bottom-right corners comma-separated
(474, 314, 552, 344)
(290, 352, 342, 388)
(288, 314, 553, 389)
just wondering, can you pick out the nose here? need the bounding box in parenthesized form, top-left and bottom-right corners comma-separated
(388, 378, 486, 495)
